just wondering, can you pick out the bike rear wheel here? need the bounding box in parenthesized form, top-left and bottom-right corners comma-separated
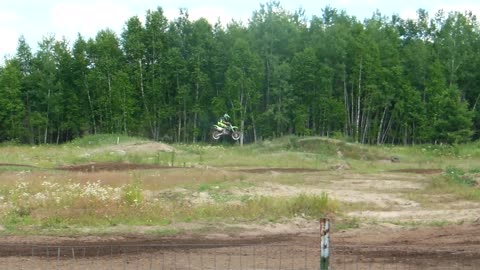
(212, 130, 222, 140)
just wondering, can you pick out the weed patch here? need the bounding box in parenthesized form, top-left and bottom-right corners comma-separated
(0, 180, 339, 233)
(335, 217, 360, 230)
(444, 167, 477, 187)
(428, 167, 480, 201)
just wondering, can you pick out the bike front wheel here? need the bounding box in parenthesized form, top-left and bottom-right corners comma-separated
(231, 131, 241, 141)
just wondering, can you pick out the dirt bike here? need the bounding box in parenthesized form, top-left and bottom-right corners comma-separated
(212, 123, 241, 141)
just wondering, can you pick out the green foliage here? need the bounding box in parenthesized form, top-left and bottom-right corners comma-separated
(428, 167, 480, 201)
(444, 167, 477, 187)
(151, 228, 183, 236)
(0, 59, 25, 141)
(288, 193, 336, 218)
(336, 217, 360, 230)
(123, 180, 143, 205)
(0, 5, 480, 145)
(430, 88, 474, 144)
(2, 210, 34, 231)
(187, 193, 339, 222)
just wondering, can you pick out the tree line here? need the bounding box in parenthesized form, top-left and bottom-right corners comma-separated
(1, 2, 479, 145)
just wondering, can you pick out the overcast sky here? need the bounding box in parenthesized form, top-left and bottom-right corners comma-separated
(1, 0, 480, 61)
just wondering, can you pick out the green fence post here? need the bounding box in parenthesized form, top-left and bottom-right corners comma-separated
(320, 218, 330, 270)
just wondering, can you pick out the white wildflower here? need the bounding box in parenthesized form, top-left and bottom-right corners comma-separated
(33, 193, 47, 201)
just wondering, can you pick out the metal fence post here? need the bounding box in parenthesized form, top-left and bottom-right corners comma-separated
(320, 218, 330, 270)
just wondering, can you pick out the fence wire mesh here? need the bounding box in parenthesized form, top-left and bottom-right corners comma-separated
(0, 243, 318, 270)
(0, 243, 479, 270)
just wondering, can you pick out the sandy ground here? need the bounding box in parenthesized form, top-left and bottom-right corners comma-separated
(1, 161, 480, 269)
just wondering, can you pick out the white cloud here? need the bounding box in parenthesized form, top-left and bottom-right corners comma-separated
(0, 27, 19, 59)
(433, 3, 480, 16)
(165, 6, 246, 25)
(0, 11, 22, 60)
(0, 10, 21, 23)
(49, 0, 132, 40)
(189, 7, 235, 24)
(400, 9, 420, 20)
(334, 0, 354, 5)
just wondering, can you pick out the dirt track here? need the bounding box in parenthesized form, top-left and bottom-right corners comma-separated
(0, 162, 445, 174)
(1, 224, 480, 269)
(1, 223, 480, 255)
(1, 161, 479, 268)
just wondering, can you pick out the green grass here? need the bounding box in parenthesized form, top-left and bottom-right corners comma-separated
(2, 134, 480, 172)
(2, 134, 480, 234)
(430, 179, 480, 201)
(403, 166, 480, 203)
(335, 217, 361, 230)
(340, 201, 388, 212)
(180, 193, 338, 223)
(387, 220, 454, 228)
(68, 134, 147, 147)
(151, 228, 184, 236)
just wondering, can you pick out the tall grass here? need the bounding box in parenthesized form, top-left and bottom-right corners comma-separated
(0, 179, 338, 234)
(429, 167, 480, 201)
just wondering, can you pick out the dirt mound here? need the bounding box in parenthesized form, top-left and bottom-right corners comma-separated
(389, 168, 442, 174)
(84, 142, 176, 157)
(113, 142, 175, 153)
(57, 162, 181, 172)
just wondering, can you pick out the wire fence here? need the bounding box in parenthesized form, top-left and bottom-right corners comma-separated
(0, 243, 319, 270)
(0, 243, 479, 270)
(330, 245, 480, 270)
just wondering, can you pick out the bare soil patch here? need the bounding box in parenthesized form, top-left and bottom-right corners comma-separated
(93, 142, 175, 155)
(389, 168, 443, 174)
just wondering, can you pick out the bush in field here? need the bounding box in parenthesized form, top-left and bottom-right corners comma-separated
(123, 180, 143, 205)
(444, 167, 477, 187)
(288, 193, 336, 218)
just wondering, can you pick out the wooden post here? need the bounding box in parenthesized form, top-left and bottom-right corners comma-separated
(170, 151, 175, 167)
(320, 218, 330, 270)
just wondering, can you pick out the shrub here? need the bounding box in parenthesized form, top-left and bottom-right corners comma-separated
(123, 180, 143, 205)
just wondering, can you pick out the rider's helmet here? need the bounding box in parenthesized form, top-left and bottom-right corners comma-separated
(223, 114, 230, 120)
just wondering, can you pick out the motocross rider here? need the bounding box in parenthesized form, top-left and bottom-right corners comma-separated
(217, 114, 231, 130)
